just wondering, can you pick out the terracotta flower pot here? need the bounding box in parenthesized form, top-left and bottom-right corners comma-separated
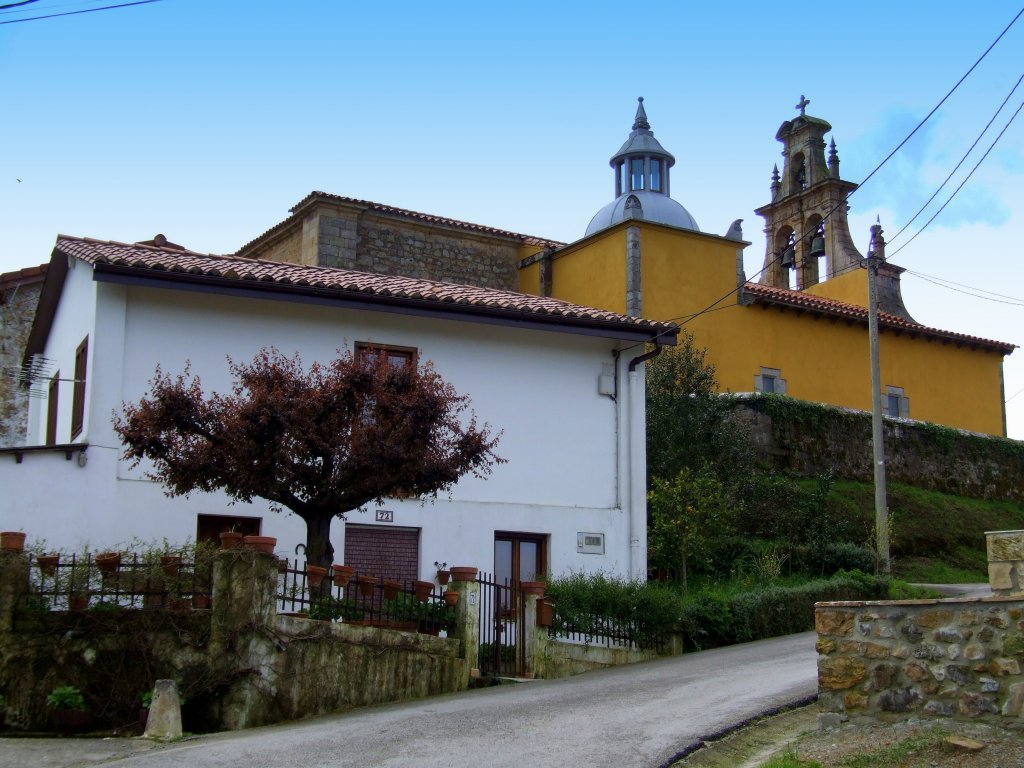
(436, 569, 451, 586)
(306, 564, 328, 589)
(449, 566, 478, 581)
(413, 580, 434, 602)
(242, 535, 277, 554)
(68, 594, 89, 611)
(160, 555, 182, 576)
(219, 531, 243, 549)
(382, 578, 402, 600)
(94, 551, 121, 574)
(332, 564, 354, 587)
(36, 553, 60, 577)
(520, 580, 546, 596)
(0, 531, 26, 552)
(357, 574, 378, 597)
(443, 590, 460, 607)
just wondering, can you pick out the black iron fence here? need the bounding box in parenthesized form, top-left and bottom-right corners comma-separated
(476, 572, 523, 676)
(547, 608, 668, 651)
(22, 551, 213, 611)
(275, 560, 456, 635)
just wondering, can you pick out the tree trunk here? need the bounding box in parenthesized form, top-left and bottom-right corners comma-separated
(305, 511, 335, 569)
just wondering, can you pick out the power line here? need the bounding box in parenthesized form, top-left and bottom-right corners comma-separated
(904, 269, 1024, 306)
(662, 6, 1023, 331)
(0, 0, 160, 24)
(888, 71, 1024, 247)
(888, 96, 1024, 260)
(0, 0, 40, 10)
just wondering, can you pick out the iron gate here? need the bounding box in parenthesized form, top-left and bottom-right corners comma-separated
(476, 572, 524, 676)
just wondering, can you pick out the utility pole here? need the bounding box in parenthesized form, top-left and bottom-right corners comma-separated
(866, 222, 890, 574)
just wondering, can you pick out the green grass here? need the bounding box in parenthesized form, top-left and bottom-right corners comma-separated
(807, 479, 1024, 576)
(759, 749, 821, 768)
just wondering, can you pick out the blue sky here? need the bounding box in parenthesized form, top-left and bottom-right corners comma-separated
(2, 0, 1023, 435)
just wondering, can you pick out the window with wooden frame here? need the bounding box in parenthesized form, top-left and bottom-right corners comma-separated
(46, 371, 59, 446)
(71, 336, 88, 440)
(354, 342, 417, 369)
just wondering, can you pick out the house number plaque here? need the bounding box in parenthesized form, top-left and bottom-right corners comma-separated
(375, 510, 394, 523)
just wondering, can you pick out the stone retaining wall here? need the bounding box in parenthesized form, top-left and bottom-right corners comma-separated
(815, 597, 1024, 724)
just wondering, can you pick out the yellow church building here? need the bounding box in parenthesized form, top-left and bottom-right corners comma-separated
(232, 98, 1013, 437)
(518, 98, 1015, 436)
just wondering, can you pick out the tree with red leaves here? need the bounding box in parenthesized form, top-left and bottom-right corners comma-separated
(115, 347, 503, 568)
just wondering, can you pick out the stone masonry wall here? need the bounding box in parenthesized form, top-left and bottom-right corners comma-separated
(733, 396, 1024, 502)
(319, 214, 520, 291)
(815, 597, 1024, 724)
(0, 273, 44, 447)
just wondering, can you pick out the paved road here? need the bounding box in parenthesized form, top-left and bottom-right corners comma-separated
(1, 632, 818, 768)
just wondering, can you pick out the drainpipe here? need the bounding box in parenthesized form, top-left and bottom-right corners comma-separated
(625, 337, 668, 580)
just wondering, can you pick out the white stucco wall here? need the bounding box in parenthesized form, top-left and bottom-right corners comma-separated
(1, 267, 649, 581)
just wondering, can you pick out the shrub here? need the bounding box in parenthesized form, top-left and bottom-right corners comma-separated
(546, 571, 682, 640)
(46, 685, 86, 711)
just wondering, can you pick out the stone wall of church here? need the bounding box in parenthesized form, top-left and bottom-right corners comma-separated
(732, 395, 1024, 502)
(318, 214, 520, 291)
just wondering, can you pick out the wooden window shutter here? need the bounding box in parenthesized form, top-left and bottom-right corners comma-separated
(71, 337, 88, 439)
(46, 372, 59, 446)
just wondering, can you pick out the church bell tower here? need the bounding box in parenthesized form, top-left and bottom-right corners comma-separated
(754, 96, 863, 291)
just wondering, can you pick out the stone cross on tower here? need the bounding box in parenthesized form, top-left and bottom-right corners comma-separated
(795, 95, 810, 116)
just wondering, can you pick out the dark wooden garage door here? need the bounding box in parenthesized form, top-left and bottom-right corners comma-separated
(343, 525, 419, 582)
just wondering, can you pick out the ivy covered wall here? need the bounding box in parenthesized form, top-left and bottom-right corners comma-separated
(732, 394, 1024, 502)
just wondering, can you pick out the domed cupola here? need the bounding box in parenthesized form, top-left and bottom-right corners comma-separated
(586, 97, 700, 236)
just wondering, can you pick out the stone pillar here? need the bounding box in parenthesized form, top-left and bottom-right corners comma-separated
(523, 592, 545, 678)
(0, 552, 29, 634)
(143, 679, 183, 740)
(986, 530, 1024, 596)
(209, 549, 280, 730)
(449, 569, 480, 679)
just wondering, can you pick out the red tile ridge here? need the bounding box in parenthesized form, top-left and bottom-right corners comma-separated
(743, 281, 1015, 353)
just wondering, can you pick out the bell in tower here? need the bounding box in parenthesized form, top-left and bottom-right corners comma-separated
(754, 96, 863, 291)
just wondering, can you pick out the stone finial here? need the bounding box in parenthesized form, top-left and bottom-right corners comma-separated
(796, 94, 810, 115)
(869, 220, 886, 261)
(724, 219, 744, 241)
(828, 138, 839, 177)
(632, 96, 650, 131)
(770, 164, 781, 194)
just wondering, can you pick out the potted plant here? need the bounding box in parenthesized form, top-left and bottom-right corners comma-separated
(434, 561, 450, 585)
(413, 580, 434, 602)
(219, 526, 243, 549)
(63, 567, 92, 611)
(305, 564, 328, 589)
(450, 566, 478, 581)
(242, 535, 277, 554)
(382, 578, 402, 600)
(160, 554, 183, 576)
(0, 531, 26, 552)
(93, 551, 121, 574)
(36, 553, 60, 577)
(357, 573, 378, 597)
(332, 564, 354, 587)
(47, 685, 93, 732)
(442, 590, 460, 607)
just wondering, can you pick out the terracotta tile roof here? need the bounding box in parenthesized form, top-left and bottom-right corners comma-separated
(236, 192, 565, 255)
(743, 282, 1015, 354)
(0, 263, 47, 289)
(54, 236, 676, 340)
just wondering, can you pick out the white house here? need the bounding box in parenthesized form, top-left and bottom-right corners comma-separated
(0, 235, 677, 584)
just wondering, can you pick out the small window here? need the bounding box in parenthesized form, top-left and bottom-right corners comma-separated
(756, 367, 787, 395)
(46, 371, 59, 446)
(71, 336, 88, 440)
(617, 162, 626, 196)
(355, 342, 416, 369)
(885, 386, 910, 418)
(630, 158, 644, 191)
(650, 159, 661, 191)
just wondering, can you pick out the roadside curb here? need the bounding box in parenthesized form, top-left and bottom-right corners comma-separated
(656, 693, 819, 768)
